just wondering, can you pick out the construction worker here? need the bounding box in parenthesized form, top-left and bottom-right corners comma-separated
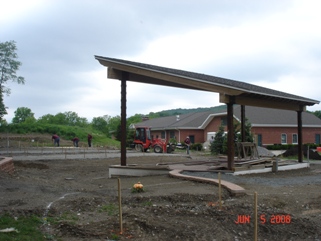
(87, 134, 92, 147)
(72, 137, 79, 147)
(52, 134, 60, 147)
(184, 136, 191, 154)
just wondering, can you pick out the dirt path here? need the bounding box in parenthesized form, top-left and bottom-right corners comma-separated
(0, 151, 321, 240)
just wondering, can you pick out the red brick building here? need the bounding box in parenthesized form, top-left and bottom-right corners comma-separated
(133, 105, 321, 146)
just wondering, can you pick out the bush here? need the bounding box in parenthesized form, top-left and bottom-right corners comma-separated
(190, 143, 203, 151)
(266, 144, 297, 150)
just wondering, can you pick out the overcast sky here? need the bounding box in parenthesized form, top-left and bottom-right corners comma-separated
(1, 0, 321, 123)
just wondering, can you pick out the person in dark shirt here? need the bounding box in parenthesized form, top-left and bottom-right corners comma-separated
(184, 136, 191, 155)
(87, 134, 92, 147)
(72, 137, 79, 147)
(52, 134, 60, 147)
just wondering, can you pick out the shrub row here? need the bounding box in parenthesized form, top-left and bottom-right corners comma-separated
(266, 143, 321, 150)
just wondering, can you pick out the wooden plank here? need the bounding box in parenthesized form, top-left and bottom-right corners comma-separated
(235, 158, 272, 166)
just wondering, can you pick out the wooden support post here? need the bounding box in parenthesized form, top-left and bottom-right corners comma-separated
(227, 100, 235, 170)
(218, 172, 222, 210)
(297, 110, 303, 163)
(241, 105, 246, 142)
(120, 72, 128, 166)
(118, 178, 123, 234)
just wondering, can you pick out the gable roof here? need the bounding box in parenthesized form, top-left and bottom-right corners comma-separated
(134, 106, 321, 130)
(234, 106, 321, 127)
(134, 111, 215, 130)
(95, 56, 319, 111)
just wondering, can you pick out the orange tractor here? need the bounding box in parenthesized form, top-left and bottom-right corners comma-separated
(133, 127, 176, 153)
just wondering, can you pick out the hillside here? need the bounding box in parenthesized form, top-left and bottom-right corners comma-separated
(146, 105, 321, 121)
(0, 133, 120, 150)
(146, 105, 227, 118)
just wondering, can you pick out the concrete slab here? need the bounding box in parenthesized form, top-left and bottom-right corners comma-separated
(232, 162, 310, 175)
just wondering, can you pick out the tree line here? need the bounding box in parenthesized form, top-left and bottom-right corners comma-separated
(0, 106, 145, 140)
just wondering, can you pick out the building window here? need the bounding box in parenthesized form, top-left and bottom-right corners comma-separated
(281, 133, 287, 144)
(169, 131, 175, 138)
(161, 131, 165, 139)
(292, 134, 298, 144)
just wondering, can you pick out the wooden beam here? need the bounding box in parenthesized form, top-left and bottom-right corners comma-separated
(102, 62, 244, 95)
(128, 73, 243, 95)
(108, 68, 122, 80)
(220, 93, 307, 111)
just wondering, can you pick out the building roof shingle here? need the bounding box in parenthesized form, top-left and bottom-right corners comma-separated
(134, 106, 321, 129)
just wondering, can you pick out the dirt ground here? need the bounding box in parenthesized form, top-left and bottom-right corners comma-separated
(1, 150, 321, 241)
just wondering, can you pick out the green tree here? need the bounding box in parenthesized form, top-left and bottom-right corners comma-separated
(77, 117, 88, 127)
(0, 118, 7, 128)
(12, 107, 35, 123)
(63, 111, 88, 126)
(0, 93, 7, 120)
(37, 114, 55, 124)
(127, 114, 143, 126)
(108, 115, 121, 132)
(64, 111, 79, 125)
(92, 115, 109, 134)
(115, 122, 122, 142)
(235, 118, 253, 143)
(210, 124, 226, 155)
(210, 119, 254, 156)
(244, 119, 254, 142)
(312, 110, 321, 119)
(148, 112, 160, 119)
(53, 113, 67, 125)
(40, 111, 88, 127)
(23, 116, 37, 125)
(37, 112, 89, 128)
(127, 127, 135, 146)
(0, 41, 25, 121)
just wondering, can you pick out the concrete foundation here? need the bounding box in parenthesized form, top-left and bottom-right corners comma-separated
(109, 161, 310, 178)
(232, 162, 309, 175)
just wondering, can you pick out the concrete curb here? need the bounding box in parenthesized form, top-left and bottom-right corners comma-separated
(169, 169, 246, 196)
